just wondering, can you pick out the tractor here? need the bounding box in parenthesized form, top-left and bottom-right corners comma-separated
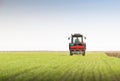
(68, 33, 86, 56)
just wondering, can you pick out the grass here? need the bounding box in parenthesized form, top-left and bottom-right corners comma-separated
(0, 51, 120, 81)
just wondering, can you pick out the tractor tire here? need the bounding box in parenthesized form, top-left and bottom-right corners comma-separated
(82, 51, 85, 56)
(70, 50, 73, 56)
(84, 43, 86, 50)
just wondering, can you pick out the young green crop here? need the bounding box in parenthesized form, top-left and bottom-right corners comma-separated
(0, 52, 120, 81)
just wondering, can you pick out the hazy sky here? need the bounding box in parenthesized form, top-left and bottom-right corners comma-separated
(0, 0, 120, 51)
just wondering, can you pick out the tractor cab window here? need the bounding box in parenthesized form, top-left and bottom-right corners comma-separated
(73, 37, 82, 44)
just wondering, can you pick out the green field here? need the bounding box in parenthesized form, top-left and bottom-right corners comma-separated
(0, 52, 120, 81)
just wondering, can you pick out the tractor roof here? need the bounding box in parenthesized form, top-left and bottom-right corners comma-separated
(72, 33, 83, 37)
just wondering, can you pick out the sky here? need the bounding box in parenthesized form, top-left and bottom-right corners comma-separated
(0, 0, 120, 51)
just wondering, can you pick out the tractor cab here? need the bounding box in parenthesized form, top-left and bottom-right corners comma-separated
(68, 33, 86, 56)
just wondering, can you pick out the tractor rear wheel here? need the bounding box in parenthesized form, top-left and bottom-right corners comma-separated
(82, 51, 85, 56)
(70, 50, 73, 56)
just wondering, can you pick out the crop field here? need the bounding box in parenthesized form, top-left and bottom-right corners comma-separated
(106, 52, 120, 58)
(0, 51, 120, 81)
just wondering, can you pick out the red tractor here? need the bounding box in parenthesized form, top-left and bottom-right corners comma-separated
(68, 33, 86, 56)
